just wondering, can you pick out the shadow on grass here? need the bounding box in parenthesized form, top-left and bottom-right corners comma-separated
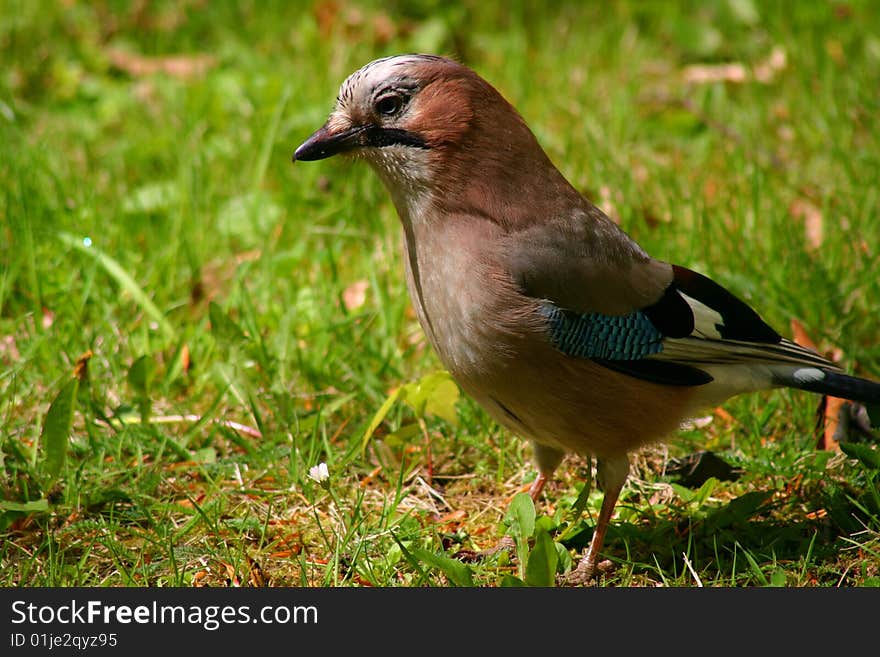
(561, 486, 876, 580)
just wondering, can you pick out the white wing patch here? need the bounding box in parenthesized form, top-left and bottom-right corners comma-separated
(679, 292, 724, 339)
(792, 367, 826, 384)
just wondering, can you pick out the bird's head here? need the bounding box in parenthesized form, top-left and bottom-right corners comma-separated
(293, 54, 580, 225)
(293, 55, 476, 187)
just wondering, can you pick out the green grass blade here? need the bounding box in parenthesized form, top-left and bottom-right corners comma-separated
(360, 387, 405, 453)
(56, 232, 175, 340)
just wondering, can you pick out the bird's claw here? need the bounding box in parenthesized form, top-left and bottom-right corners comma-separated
(563, 553, 615, 586)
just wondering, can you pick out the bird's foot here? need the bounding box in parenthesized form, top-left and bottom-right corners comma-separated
(563, 552, 615, 586)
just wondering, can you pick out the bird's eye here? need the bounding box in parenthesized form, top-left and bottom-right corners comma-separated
(375, 94, 404, 116)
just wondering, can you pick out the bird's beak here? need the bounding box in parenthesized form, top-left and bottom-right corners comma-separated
(292, 123, 370, 162)
(294, 123, 429, 163)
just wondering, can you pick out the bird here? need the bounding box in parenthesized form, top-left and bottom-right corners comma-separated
(293, 54, 880, 583)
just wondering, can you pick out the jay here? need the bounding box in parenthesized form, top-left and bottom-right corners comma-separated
(293, 54, 880, 583)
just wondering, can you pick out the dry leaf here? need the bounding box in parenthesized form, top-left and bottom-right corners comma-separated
(269, 550, 297, 558)
(313, 0, 340, 38)
(359, 465, 383, 488)
(372, 13, 396, 44)
(825, 39, 845, 65)
(193, 250, 260, 306)
(108, 48, 217, 79)
(180, 343, 191, 374)
(703, 177, 720, 203)
(342, 279, 368, 311)
(247, 556, 266, 587)
(683, 62, 748, 84)
(74, 350, 93, 382)
(790, 318, 819, 351)
(792, 319, 843, 452)
(789, 198, 824, 250)
(713, 406, 736, 425)
(754, 46, 787, 83)
(222, 561, 240, 586)
(683, 46, 786, 85)
(818, 396, 845, 452)
(777, 124, 795, 142)
(0, 335, 20, 363)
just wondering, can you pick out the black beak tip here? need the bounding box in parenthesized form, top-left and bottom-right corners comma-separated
(292, 142, 311, 163)
(292, 126, 337, 163)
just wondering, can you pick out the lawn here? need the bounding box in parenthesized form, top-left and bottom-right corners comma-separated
(2, 0, 879, 587)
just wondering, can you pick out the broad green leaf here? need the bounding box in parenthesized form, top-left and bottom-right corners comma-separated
(360, 372, 460, 453)
(423, 376, 460, 425)
(709, 491, 773, 530)
(500, 575, 526, 587)
(506, 493, 536, 578)
(692, 477, 719, 506)
(128, 355, 154, 421)
(505, 492, 536, 541)
(127, 355, 153, 396)
(535, 515, 557, 533)
(411, 548, 474, 587)
(525, 527, 558, 587)
(769, 568, 787, 587)
(41, 378, 78, 481)
(670, 482, 695, 503)
(554, 542, 573, 573)
(402, 371, 460, 424)
(570, 473, 593, 520)
(384, 422, 422, 448)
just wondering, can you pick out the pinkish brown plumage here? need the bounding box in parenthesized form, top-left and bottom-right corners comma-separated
(294, 54, 880, 583)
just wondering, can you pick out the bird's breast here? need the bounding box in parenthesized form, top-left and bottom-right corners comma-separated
(401, 217, 524, 381)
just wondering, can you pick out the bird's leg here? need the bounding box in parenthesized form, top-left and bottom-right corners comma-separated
(567, 455, 630, 585)
(473, 444, 565, 560)
(530, 443, 565, 501)
(527, 471, 548, 501)
(475, 467, 552, 559)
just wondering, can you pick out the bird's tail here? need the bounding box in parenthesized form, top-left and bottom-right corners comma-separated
(778, 366, 880, 404)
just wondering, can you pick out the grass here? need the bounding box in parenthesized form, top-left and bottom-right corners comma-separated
(2, 0, 879, 587)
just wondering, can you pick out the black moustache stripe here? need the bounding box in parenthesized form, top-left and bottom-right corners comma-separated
(365, 127, 429, 150)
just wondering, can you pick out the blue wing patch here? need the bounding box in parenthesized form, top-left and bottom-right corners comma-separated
(540, 303, 664, 360)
